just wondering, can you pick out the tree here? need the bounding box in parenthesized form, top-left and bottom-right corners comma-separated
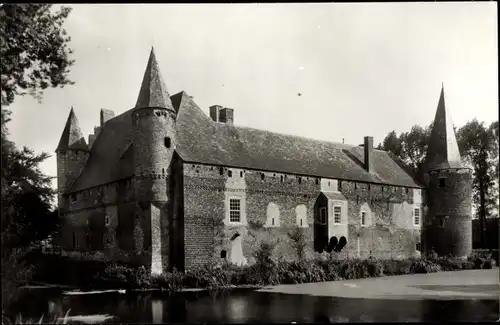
(0, 4, 74, 106)
(377, 124, 432, 183)
(456, 120, 497, 247)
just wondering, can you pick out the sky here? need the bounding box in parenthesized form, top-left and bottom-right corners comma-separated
(6, 3, 499, 192)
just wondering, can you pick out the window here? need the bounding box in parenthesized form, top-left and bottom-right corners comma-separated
(280, 175, 284, 182)
(271, 218, 274, 226)
(298, 177, 302, 184)
(240, 171, 243, 177)
(319, 207, 327, 225)
(361, 211, 366, 226)
(413, 208, 420, 226)
(219, 167, 224, 175)
(439, 178, 446, 188)
(229, 198, 241, 223)
(333, 206, 342, 224)
(164, 137, 171, 148)
(105, 214, 110, 226)
(416, 243, 421, 251)
(439, 218, 445, 227)
(338, 181, 342, 192)
(228, 170, 232, 178)
(261, 173, 265, 180)
(221, 250, 227, 259)
(316, 178, 319, 185)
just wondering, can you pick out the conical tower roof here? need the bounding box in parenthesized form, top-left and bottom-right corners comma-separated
(135, 47, 174, 111)
(56, 107, 89, 152)
(424, 85, 464, 171)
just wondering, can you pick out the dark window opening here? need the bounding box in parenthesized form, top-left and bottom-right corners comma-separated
(300, 219, 303, 226)
(439, 178, 446, 188)
(272, 218, 274, 226)
(164, 137, 171, 148)
(439, 218, 445, 227)
(261, 173, 265, 180)
(356, 195, 359, 204)
(219, 167, 224, 175)
(280, 175, 284, 182)
(327, 237, 338, 253)
(162, 168, 165, 174)
(316, 178, 319, 185)
(338, 181, 342, 191)
(336, 236, 347, 252)
(240, 171, 243, 177)
(298, 177, 302, 184)
(70, 194, 76, 202)
(355, 183, 357, 189)
(228, 170, 232, 177)
(416, 243, 421, 251)
(221, 250, 227, 259)
(406, 188, 409, 194)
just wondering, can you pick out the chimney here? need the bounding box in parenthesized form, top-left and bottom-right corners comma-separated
(219, 108, 234, 126)
(94, 126, 102, 138)
(209, 105, 222, 122)
(209, 105, 234, 125)
(88, 134, 96, 149)
(364, 136, 374, 173)
(100, 109, 115, 127)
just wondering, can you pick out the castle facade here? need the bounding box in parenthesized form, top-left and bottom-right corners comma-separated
(56, 48, 472, 273)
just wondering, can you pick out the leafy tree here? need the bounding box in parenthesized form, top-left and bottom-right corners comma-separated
(1, 4, 73, 314)
(377, 124, 432, 183)
(0, 4, 74, 106)
(457, 120, 499, 247)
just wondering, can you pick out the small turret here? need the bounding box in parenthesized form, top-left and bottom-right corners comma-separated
(56, 107, 90, 210)
(133, 47, 177, 203)
(423, 85, 473, 259)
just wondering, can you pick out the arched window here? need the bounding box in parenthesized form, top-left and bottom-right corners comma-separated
(295, 204, 308, 228)
(265, 202, 280, 227)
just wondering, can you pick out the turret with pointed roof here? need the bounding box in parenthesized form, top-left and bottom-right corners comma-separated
(56, 107, 89, 152)
(422, 84, 473, 260)
(135, 47, 175, 112)
(424, 85, 464, 171)
(55, 107, 90, 211)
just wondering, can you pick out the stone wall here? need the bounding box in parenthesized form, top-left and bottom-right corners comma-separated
(182, 162, 423, 269)
(60, 177, 139, 262)
(424, 168, 473, 257)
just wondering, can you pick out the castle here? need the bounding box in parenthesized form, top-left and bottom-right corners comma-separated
(56, 47, 473, 274)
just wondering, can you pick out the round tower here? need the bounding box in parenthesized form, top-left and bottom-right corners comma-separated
(133, 47, 177, 203)
(423, 85, 473, 258)
(55, 107, 90, 211)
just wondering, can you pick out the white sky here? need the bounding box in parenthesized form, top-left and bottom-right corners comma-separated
(6, 3, 498, 191)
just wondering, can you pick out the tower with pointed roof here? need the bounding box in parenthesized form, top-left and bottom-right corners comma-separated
(132, 47, 177, 274)
(422, 85, 473, 258)
(56, 107, 90, 211)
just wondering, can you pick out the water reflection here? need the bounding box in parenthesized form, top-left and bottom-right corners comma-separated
(11, 288, 500, 323)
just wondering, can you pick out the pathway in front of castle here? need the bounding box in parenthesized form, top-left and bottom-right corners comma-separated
(257, 269, 499, 300)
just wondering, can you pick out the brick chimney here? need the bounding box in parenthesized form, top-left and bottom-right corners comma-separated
(209, 105, 234, 125)
(364, 136, 374, 173)
(100, 109, 115, 127)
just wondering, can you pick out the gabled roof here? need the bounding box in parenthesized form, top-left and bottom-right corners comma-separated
(175, 96, 423, 188)
(68, 91, 423, 193)
(56, 107, 89, 152)
(134, 47, 175, 111)
(424, 85, 464, 171)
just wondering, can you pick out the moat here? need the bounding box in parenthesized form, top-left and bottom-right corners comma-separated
(11, 286, 499, 323)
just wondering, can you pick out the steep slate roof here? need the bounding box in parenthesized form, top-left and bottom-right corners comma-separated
(67, 52, 423, 192)
(69, 90, 422, 193)
(424, 85, 465, 171)
(56, 107, 89, 152)
(175, 97, 423, 188)
(135, 47, 175, 111)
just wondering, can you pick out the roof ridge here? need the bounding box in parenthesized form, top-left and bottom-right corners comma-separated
(225, 124, 388, 152)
